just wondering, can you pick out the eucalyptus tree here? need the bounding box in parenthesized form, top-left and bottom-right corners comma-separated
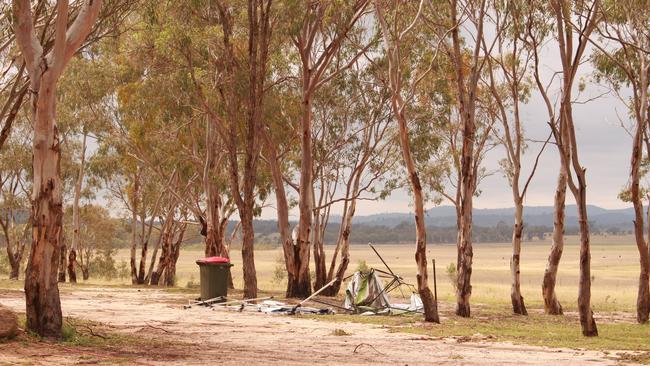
(481, 0, 548, 315)
(374, 0, 443, 323)
(444, 0, 494, 318)
(519, 1, 567, 316)
(259, 75, 302, 297)
(214, 0, 274, 298)
(169, 0, 276, 299)
(545, 0, 601, 336)
(310, 86, 347, 290)
(12, 0, 103, 338)
(104, 36, 201, 286)
(56, 48, 114, 283)
(321, 63, 400, 296)
(288, 0, 373, 297)
(0, 0, 132, 153)
(591, 0, 650, 323)
(307, 60, 399, 292)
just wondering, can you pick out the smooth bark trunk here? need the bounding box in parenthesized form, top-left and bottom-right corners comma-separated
(542, 167, 566, 314)
(375, 1, 438, 322)
(575, 189, 598, 336)
(510, 201, 527, 315)
(449, 0, 480, 318)
(145, 215, 167, 284)
(69, 132, 86, 284)
(630, 59, 650, 324)
(15, 0, 103, 336)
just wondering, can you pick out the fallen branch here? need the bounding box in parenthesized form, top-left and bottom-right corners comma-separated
(144, 322, 172, 333)
(353, 343, 385, 355)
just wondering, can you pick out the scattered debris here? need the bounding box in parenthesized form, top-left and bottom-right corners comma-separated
(184, 244, 427, 317)
(183, 296, 227, 309)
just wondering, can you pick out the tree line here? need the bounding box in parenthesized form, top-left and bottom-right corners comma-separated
(1, 0, 649, 338)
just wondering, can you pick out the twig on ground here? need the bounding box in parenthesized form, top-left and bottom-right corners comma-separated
(353, 343, 385, 355)
(144, 322, 172, 333)
(66, 320, 107, 339)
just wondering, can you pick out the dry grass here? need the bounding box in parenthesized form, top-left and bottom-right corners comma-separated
(112, 234, 641, 312)
(2, 234, 635, 312)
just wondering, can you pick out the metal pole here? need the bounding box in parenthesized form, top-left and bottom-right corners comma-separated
(432, 259, 438, 305)
(368, 242, 400, 279)
(290, 277, 338, 314)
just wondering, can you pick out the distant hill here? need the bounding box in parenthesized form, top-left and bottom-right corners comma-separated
(347, 205, 635, 230)
(125, 205, 636, 248)
(240, 205, 634, 246)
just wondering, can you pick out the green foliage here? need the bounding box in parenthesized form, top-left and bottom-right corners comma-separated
(446, 262, 458, 291)
(89, 250, 119, 280)
(0, 252, 9, 275)
(117, 260, 130, 280)
(355, 259, 370, 274)
(272, 255, 286, 285)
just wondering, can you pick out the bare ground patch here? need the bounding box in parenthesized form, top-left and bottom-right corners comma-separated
(0, 287, 631, 365)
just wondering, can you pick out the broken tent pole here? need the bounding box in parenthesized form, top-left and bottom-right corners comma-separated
(368, 242, 400, 280)
(184, 295, 227, 308)
(184, 296, 274, 309)
(369, 242, 406, 298)
(290, 277, 338, 315)
(211, 296, 275, 310)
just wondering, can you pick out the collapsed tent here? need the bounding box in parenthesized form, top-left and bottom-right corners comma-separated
(342, 269, 424, 315)
(343, 270, 390, 311)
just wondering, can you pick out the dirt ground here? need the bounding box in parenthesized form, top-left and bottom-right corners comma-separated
(0, 287, 632, 365)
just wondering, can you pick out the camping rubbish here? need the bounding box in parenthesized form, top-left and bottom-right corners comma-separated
(210, 296, 275, 309)
(257, 300, 335, 315)
(184, 296, 273, 309)
(207, 299, 335, 315)
(342, 270, 425, 315)
(186, 244, 432, 317)
(340, 243, 426, 315)
(201, 279, 340, 315)
(183, 295, 227, 309)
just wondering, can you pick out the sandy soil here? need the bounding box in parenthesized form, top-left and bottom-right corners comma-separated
(0, 288, 629, 365)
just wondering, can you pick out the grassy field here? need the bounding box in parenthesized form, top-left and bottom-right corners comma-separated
(109, 234, 642, 312)
(1, 234, 637, 312)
